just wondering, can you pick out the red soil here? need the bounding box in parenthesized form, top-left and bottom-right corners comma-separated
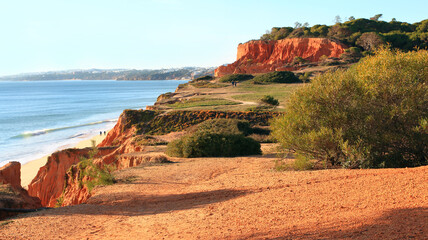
(1, 144, 427, 239)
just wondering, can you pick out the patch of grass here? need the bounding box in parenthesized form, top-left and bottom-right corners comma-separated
(190, 81, 226, 88)
(273, 159, 287, 171)
(273, 155, 314, 171)
(291, 155, 314, 171)
(231, 82, 302, 108)
(55, 196, 64, 208)
(77, 147, 116, 193)
(167, 97, 241, 109)
(132, 135, 167, 146)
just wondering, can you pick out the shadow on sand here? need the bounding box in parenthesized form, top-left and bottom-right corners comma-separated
(239, 207, 428, 240)
(21, 188, 251, 218)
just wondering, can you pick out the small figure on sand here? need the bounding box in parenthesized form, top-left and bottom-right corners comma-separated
(104, 131, 106, 135)
(231, 81, 235, 87)
(100, 131, 102, 135)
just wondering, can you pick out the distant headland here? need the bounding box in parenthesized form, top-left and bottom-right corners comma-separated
(0, 67, 215, 81)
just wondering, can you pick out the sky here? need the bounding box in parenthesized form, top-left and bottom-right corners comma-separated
(0, 0, 426, 76)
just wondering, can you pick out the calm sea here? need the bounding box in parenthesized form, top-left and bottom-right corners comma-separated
(0, 80, 187, 167)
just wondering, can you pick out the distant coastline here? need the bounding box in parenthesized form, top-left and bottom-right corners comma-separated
(0, 67, 215, 81)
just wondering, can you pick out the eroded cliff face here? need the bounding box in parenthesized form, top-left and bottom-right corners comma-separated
(0, 162, 21, 189)
(26, 109, 280, 207)
(27, 148, 116, 207)
(0, 162, 42, 219)
(28, 112, 144, 207)
(215, 38, 347, 77)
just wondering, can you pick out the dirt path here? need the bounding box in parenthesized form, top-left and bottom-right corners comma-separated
(1, 144, 427, 239)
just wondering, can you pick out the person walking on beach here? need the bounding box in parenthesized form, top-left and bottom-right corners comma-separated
(104, 131, 106, 135)
(100, 131, 102, 135)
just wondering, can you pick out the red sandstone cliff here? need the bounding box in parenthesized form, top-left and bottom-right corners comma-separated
(0, 162, 42, 219)
(215, 38, 347, 77)
(28, 112, 145, 207)
(0, 162, 21, 189)
(27, 148, 116, 207)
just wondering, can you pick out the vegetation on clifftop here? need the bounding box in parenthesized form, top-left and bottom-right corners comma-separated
(272, 48, 428, 169)
(260, 16, 428, 51)
(167, 119, 261, 158)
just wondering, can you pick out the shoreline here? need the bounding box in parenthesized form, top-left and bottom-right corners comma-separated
(21, 133, 108, 188)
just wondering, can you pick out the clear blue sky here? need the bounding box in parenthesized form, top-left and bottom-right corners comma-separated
(0, 0, 426, 76)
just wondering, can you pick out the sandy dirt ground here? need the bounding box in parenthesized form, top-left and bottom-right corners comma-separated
(21, 134, 107, 188)
(1, 144, 427, 240)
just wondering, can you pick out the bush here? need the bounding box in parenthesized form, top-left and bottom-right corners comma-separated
(194, 75, 214, 81)
(77, 147, 115, 192)
(196, 118, 252, 136)
(272, 48, 428, 169)
(292, 56, 308, 65)
(190, 81, 225, 88)
(166, 132, 261, 158)
(260, 95, 279, 106)
(219, 74, 254, 83)
(298, 72, 312, 83)
(252, 71, 300, 84)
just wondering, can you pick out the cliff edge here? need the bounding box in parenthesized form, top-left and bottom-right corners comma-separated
(0, 162, 42, 219)
(215, 38, 347, 77)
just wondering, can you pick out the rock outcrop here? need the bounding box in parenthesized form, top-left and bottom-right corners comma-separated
(28, 111, 146, 207)
(26, 109, 281, 207)
(27, 147, 116, 207)
(0, 162, 42, 220)
(0, 162, 21, 189)
(215, 38, 347, 77)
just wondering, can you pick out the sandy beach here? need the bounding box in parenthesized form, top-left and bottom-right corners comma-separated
(21, 133, 108, 188)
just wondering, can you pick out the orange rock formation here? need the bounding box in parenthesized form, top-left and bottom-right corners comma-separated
(0, 162, 42, 219)
(27, 148, 116, 207)
(28, 111, 145, 207)
(0, 162, 21, 189)
(214, 38, 347, 77)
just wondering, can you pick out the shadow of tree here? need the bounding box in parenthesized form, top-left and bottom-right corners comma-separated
(239, 207, 428, 240)
(31, 188, 251, 217)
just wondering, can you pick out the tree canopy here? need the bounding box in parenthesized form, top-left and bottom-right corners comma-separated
(260, 17, 428, 51)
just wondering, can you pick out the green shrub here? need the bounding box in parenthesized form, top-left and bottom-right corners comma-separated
(219, 74, 254, 83)
(292, 56, 308, 65)
(260, 95, 279, 106)
(196, 118, 252, 136)
(272, 48, 428, 169)
(194, 75, 214, 81)
(166, 132, 261, 158)
(190, 81, 225, 88)
(298, 72, 312, 83)
(77, 147, 116, 192)
(248, 133, 275, 143)
(252, 71, 300, 84)
(291, 155, 314, 170)
(320, 61, 341, 66)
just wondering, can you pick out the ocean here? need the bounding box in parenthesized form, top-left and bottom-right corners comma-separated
(0, 80, 187, 167)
